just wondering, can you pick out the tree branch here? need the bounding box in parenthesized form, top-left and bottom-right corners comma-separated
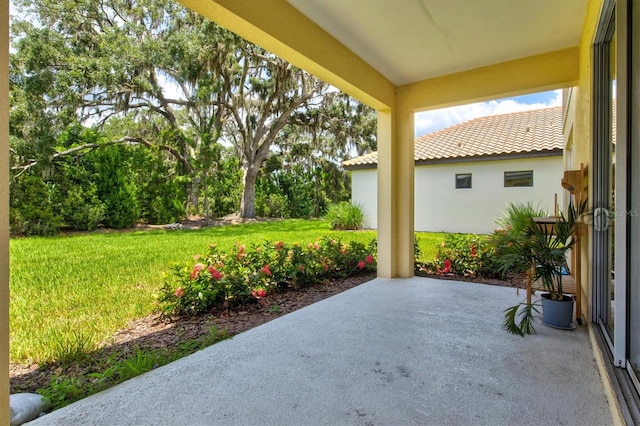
(12, 136, 193, 176)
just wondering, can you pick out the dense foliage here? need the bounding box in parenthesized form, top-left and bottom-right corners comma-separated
(9, 0, 377, 233)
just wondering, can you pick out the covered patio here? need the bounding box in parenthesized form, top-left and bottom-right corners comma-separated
(29, 277, 613, 425)
(3, 0, 639, 422)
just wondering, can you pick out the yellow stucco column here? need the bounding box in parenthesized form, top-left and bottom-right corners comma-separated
(376, 107, 415, 278)
(0, 0, 9, 422)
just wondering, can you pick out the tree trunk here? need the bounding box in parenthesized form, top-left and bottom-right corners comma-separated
(240, 164, 259, 218)
(187, 176, 200, 215)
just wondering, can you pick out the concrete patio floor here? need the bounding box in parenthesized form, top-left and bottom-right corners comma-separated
(30, 277, 613, 425)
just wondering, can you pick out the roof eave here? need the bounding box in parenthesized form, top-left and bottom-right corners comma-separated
(344, 148, 562, 170)
(414, 148, 563, 166)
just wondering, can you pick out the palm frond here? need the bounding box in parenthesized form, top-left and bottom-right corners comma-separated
(503, 302, 538, 336)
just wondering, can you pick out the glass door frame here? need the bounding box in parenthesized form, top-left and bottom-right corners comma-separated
(592, 0, 628, 367)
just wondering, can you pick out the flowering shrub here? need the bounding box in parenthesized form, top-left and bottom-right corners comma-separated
(420, 234, 500, 278)
(158, 236, 377, 317)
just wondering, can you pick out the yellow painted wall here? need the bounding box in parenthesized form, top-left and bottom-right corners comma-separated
(568, 0, 605, 321)
(398, 48, 579, 113)
(376, 108, 415, 278)
(0, 0, 9, 422)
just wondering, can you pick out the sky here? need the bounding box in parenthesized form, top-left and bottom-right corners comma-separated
(414, 89, 562, 137)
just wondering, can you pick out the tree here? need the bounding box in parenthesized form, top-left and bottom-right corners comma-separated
(219, 44, 328, 217)
(268, 92, 378, 216)
(11, 0, 231, 212)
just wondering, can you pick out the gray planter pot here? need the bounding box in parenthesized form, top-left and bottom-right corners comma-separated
(541, 293, 574, 329)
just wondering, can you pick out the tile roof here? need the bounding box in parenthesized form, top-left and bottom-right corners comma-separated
(343, 107, 562, 168)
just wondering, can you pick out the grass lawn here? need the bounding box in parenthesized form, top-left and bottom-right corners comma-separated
(10, 219, 445, 364)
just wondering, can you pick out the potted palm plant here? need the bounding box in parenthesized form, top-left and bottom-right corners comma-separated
(493, 199, 587, 335)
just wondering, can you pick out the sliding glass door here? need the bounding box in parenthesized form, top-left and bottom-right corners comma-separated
(592, 0, 617, 353)
(595, 0, 640, 397)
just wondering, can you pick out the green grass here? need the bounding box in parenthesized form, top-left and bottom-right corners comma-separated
(10, 219, 445, 364)
(37, 325, 231, 410)
(415, 231, 445, 261)
(10, 220, 369, 363)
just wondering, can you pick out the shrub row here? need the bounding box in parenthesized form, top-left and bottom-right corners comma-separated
(158, 236, 377, 317)
(419, 233, 501, 278)
(417, 203, 554, 280)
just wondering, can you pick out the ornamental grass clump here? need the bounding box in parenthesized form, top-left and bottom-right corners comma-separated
(325, 202, 365, 230)
(158, 236, 377, 317)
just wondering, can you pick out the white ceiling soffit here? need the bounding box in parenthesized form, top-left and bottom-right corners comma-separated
(287, 0, 589, 86)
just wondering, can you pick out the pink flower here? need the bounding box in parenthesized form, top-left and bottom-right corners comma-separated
(261, 264, 272, 276)
(443, 259, 452, 274)
(252, 289, 267, 298)
(275, 241, 284, 251)
(190, 263, 205, 280)
(209, 266, 223, 280)
(314, 242, 320, 250)
(470, 244, 477, 257)
(357, 261, 366, 269)
(297, 264, 305, 272)
(174, 287, 184, 298)
(365, 255, 374, 264)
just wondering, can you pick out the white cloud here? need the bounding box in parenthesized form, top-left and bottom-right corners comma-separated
(414, 90, 562, 137)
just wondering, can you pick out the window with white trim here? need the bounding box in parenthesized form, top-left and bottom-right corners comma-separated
(504, 170, 533, 187)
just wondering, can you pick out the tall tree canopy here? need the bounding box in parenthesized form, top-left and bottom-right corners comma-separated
(10, 0, 376, 219)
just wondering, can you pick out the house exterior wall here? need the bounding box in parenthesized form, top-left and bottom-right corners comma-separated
(350, 168, 378, 229)
(352, 155, 564, 234)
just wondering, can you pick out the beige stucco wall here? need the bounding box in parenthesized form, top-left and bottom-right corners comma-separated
(415, 156, 564, 234)
(352, 155, 564, 234)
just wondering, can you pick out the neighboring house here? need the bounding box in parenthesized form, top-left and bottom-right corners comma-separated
(343, 107, 563, 234)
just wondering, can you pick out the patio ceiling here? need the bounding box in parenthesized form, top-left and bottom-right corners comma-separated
(287, 0, 589, 86)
